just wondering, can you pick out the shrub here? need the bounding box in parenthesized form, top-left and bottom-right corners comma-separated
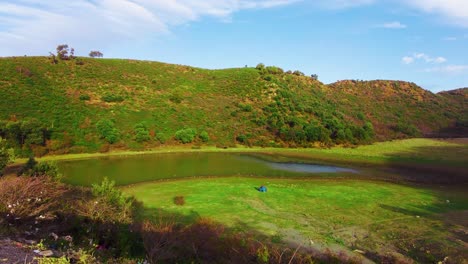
(394, 122, 420, 137)
(265, 66, 284, 75)
(292, 70, 305, 76)
(0, 138, 15, 175)
(101, 93, 124, 103)
(175, 128, 197, 144)
(19, 157, 62, 181)
(92, 177, 127, 207)
(79, 94, 90, 101)
(255, 63, 265, 71)
(134, 122, 151, 143)
(155, 132, 168, 144)
(173, 196, 185, 206)
(96, 119, 120, 144)
(199, 131, 209, 143)
(0, 176, 68, 222)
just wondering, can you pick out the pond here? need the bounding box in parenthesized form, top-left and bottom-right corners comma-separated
(59, 152, 358, 186)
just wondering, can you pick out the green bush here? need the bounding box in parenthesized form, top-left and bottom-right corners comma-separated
(134, 122, 151, 143)
(92, 177, 128, 207)
(96, 119, 120, 144)
(175, 128, 197, 144)
(0, 138, 15, 175)
(199, 131, 209, 142)
(79, 94, 91, 101)
(155, 132, 168, 144)
(394, 122, 420, 137)
(19, 157, 62, 181)
(101, 93, 124, 103)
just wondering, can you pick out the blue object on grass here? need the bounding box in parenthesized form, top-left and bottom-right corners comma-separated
(258, 185, 267, 192)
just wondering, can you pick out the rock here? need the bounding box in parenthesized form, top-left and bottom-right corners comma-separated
(353, 249, 366, 254)
(50, 232, 59, 240)
(24, 240, 37, 245)
(38, 250, 54, 257)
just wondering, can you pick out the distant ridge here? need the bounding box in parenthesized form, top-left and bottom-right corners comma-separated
(0, 57, 465, 155)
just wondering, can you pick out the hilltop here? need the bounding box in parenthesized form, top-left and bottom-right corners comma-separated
(0, 56, 465, 156)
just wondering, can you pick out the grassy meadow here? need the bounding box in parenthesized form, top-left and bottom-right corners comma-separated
(125, 177, 468, 263)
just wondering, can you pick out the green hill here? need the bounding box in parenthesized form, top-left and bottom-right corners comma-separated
(0, 56, 465, 156)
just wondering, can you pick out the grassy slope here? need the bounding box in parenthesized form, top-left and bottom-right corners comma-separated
(0, 57, 466, 154)
(125, 177, 468, 262)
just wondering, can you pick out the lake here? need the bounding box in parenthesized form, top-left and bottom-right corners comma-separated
(59, 152, 358, 186)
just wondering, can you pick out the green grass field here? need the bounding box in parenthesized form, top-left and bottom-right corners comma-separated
(125, 177, 468, 262)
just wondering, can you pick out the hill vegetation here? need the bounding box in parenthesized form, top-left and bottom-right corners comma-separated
(0, 56, 465, 157)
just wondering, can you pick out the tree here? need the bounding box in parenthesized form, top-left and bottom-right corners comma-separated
(89, 51, 104, 58)
(55, 44, 75, 60)
(311, 74, 318, 80)
(56, 44, 70, 60)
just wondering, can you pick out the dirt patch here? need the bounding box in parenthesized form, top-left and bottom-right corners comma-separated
(0, 239, 37, 264)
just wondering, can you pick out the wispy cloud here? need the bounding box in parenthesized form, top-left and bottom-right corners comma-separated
(424, 65, 468, 74)
(0, 0, 299, 56)
(402, 56, 414, 64)
(316, 0, 375, 9)
(402, 53, 447, 64)
(442, 36, 457, 41)
(403, 0, 468, 27)
(376, 21, 407, 29)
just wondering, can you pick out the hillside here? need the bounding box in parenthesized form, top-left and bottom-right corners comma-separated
(0, 56, 465, 156)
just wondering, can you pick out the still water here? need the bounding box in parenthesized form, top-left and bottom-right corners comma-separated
(59, 152, 357, 186)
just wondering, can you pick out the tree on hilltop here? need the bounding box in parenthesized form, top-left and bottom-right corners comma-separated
(89, 51, 103, 58)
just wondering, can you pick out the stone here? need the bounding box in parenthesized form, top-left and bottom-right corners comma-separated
(38, 250, 54, 257)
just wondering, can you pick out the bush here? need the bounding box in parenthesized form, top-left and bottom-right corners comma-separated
(19, 157, 62, 181)
(96, 119, 120, 144)
(155, 132, 168, 144)
(292, 70, 305, 76)
(101, 93, 124, 103)
(199, 131, 209, 143)
(79, 94, 90, 101)
(134, 122, 151, 143)
(394, 122, 420, 137)
(175, 128, 197, 144)
(265, 66, 284, 75)
(0, 138, 14, 175)
(92, 177, 127, 207)
(173, 196, 185, 206)
(0, 176, 68, 222)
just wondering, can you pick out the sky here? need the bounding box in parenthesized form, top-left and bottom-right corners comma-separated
(0, 0, 467, 92)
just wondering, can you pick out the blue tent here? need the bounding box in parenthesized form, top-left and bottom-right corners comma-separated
(258, 186, 267, 192)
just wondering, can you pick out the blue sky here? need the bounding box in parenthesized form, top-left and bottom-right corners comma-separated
(0, 0, 467, 92)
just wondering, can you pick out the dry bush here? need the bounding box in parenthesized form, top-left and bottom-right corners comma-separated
(173, 196, 185, 206)
(0, 176, 69, 222)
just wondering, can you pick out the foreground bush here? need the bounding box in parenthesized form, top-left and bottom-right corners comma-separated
(0, 176, 69, 223)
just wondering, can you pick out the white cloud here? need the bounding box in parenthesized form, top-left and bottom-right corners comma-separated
(376, 21, 407, 29)
(0, 0, 299, 56)
(316, 0, 375, 9)
(424, 65, 468, 74)
(402, 56, 414, 64)
(403, 0, 468, 27)
(405, 53, 447, 64)
(443, 36, 457, 41)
